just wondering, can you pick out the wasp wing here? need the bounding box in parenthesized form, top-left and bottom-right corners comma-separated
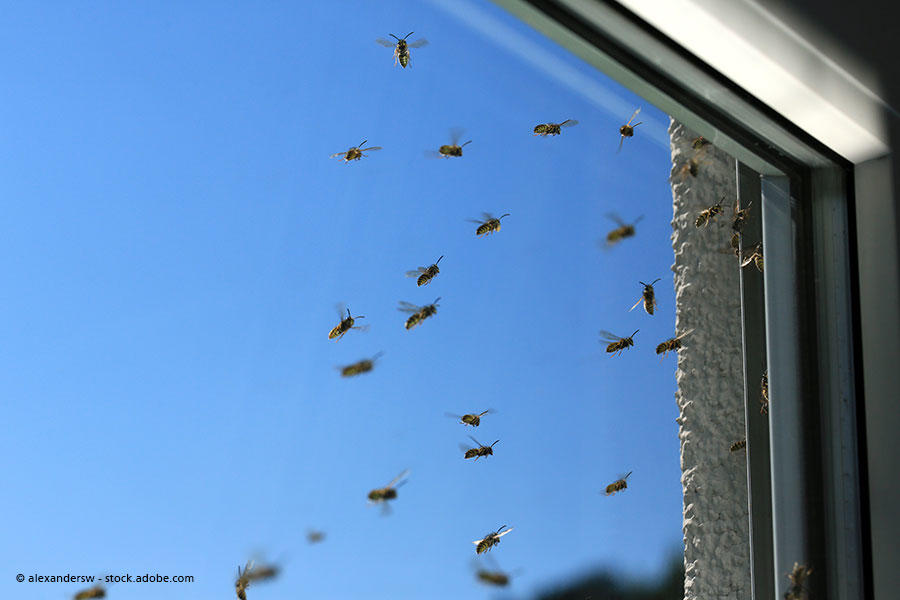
(560, 119, 579, 127)
(406, 268, 428, 277)
(496, 527, 514, 538)
(629, 297, 644, 312)
(675, 328, 695, 341)
(449, 126, 466, 145)
(361, 146, 382, 152)
(408, 38, 429, 48)
(466, 217, 487, 224)
(626, 107, 641, 125)
(330, 152, 348, 159)
(397, 301, 422, 313)
(468, 435, 486, 447)
(376, 38, 396, 47)
(481, 212, 497, 221)
(605, 212, 626, 226)
(598, 330, 624, 342)
(385, 469, 410, 488)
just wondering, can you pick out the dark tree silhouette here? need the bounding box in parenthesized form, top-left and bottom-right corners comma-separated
(532, 552, 684, 600)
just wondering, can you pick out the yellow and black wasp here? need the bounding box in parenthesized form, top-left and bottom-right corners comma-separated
(730, 438, 747, 453)
(376, 32, 428, 68)
(604, 471, 632, 496)
(617, 107, 642, 152)
(244, 561, 280, 584)
(367, 469, 409, 514)
(760, 370, 769, 415)
(785, 562, 813, 600)
(328, 305, 367, 340)
(398, 298, 440, 330)
(599, 329, 638, 356)
(730, 199, 753, 250)
(692, 136, 711, 151)
(234, 561, 253, 600)
(655, 328, 695, 358)
(406, 256, 443, 286)
(676, 154, 712, 180)
(603, 213, 644, 247)
(339, 352, 384, 377)
(468, 212, 510, 237)
(428, 128, 471, 158)
(74, 585, 106, 600)
(695, 197, 725, 228)
(473, 558, 520, 587)
(533, 119, 579, 136)
(330, 140, 382, 163)
(473, 525, 513, 554)
(445, 409, 493, 427)
(462, 435, 499, 460)
(741, 242, 764, 272)
(630, 278, 661, 315)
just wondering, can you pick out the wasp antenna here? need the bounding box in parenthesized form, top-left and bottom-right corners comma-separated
(651, 278, 661, 285)
(358, 140, 367, 148)
(499, 213, 510, 219)
(491, 440, 500, 447)
(404, 31, 414, 39)
(634, 215, 645, 224)
(436, 255, 444, 264)
(433, 297, 441, 304)
(389, 33, 400, 41)
(461, 140, 472, 147)
(497, 524, 507, 532)
(631, 330, 640, 337)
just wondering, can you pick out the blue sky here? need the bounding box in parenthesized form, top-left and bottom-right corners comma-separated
(0, 1, 683, 598)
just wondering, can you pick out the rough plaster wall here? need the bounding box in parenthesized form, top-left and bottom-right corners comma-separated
(668, 119, 750, 600)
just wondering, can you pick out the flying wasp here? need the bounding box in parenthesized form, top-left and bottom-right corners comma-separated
(730, 438, 747, 453)
(244, 561, 280, 584)
(741, 242, 764, 272)
(603, 213, 644, 247)
(468, 212, 510, 237)
(533, 119, 579, 136)
(462, 435, 499, 460)
(428, 128, 471, 158)
(406, 256, 443, 286)
(655, 328, 695, 358)
(367, 469, 409, 514)
(695, 197, 725, 228)
(328, 305, 367, 340)
(473, 525, 513, 554)
(339, 352, 384, 377)
(604, 471, 632, 496)
(306, 529, 325, 544)
(676, 154, 712, 180)
(630, 278, 661, 315)
(330, 140, 382, 163)
(445, 409, 493, 427)
(474, 558, 520, 587)
(376, 32, 428, 68)
(617, 107, 642, 152)
(599, 329, 638, 356)
(760, 370, 769, 415)
(74, 585, 106, 600)
(785, 562, 813, 600)
(398, 298, 440, 330)
(235, 561, 253, 600)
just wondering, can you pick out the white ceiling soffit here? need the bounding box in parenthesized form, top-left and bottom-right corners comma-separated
(611, 0, 890, 164)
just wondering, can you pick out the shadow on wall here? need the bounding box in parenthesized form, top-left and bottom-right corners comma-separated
(530, 551, 684, 600)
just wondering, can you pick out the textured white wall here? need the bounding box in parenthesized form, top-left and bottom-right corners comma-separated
(668, 119, 750, 600)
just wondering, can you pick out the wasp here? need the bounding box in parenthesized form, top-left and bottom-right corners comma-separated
(730, 438, 747, 452)
(741, 242, 764, 272)
(398, 298, 440, 330)
(695, 197, 725, 228)
(367, 469, 409, 514)
(406, 256, 443, 286)
(760, 370, 769, 415)
(676, 154, 712, 180)
(473, 525, 513, 554)
(462, 435, 499, 460)
(376, 32, 428, 68)
(428, 127, 471, 158)
(306, 529, 325, 544)
(599, 329, 638, 356)
(617, 107, 642, 151)
(692, 136, 711, 151)
(604, 471, 632, 496)
(339, 352, 384, 377)
(785, 562, 813, 600)
(445, 409, 493, 427)
(74, 586, 106, 600)
(244, 562, 279, 584)
(328, 305, 367, 340)
(630, 278, 661, 315)
(655, 328, 695, 358)
(467, 212, 510, 237)
(533, 119, 579, 136)
(476, 568, 511, 587)
(730, 199, 753, 250)
(603, 213, 644, 246)
(235, 561, 253, 600)
(330, 140, 382, 163)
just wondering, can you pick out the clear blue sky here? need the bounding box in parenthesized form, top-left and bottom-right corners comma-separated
(0, 1, 683, 598)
